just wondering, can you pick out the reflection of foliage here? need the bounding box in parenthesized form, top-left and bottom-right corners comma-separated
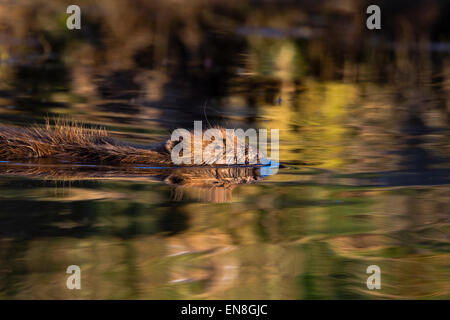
(0, 176, 448, 299)
(0, 0, 448, 131)
(0, 0, 448, 299)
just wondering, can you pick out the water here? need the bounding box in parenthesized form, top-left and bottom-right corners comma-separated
(0, 0, 449, 299)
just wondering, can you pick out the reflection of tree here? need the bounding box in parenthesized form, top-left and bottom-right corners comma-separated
(0, 0, 448, 131)
(0, 0, 448, 300)
(0, 174, 447, 298)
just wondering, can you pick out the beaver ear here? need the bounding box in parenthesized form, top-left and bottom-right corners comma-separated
(165, 138, 181, 152)
(165, 140, 176, 152)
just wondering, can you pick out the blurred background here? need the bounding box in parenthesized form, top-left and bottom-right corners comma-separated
(0, 0, 448, 299)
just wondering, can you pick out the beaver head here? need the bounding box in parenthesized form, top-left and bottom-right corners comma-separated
(163, 127, 265, 165)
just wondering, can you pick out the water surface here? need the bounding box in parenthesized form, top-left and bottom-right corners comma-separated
(0, 0, 448, 299)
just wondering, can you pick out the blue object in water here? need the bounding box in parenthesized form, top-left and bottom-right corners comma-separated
(260, 159, 280, 177)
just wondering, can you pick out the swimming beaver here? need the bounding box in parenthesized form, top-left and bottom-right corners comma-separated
(0, 122, 263, 166)
(0, 122, 279, 202)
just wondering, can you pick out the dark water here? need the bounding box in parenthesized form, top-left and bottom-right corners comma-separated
(0, 0, 449, 299)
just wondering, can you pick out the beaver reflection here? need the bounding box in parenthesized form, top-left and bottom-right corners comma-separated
(167, 166, 263, 202)
(0, 161, 265, 202)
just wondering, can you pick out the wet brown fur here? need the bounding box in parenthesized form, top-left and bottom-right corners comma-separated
(0, 122, 180, 165)
(0, 122, 261, 166)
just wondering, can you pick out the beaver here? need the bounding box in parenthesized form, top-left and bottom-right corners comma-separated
(0, 122, 273, 202)
(0, 121, 263, 166)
